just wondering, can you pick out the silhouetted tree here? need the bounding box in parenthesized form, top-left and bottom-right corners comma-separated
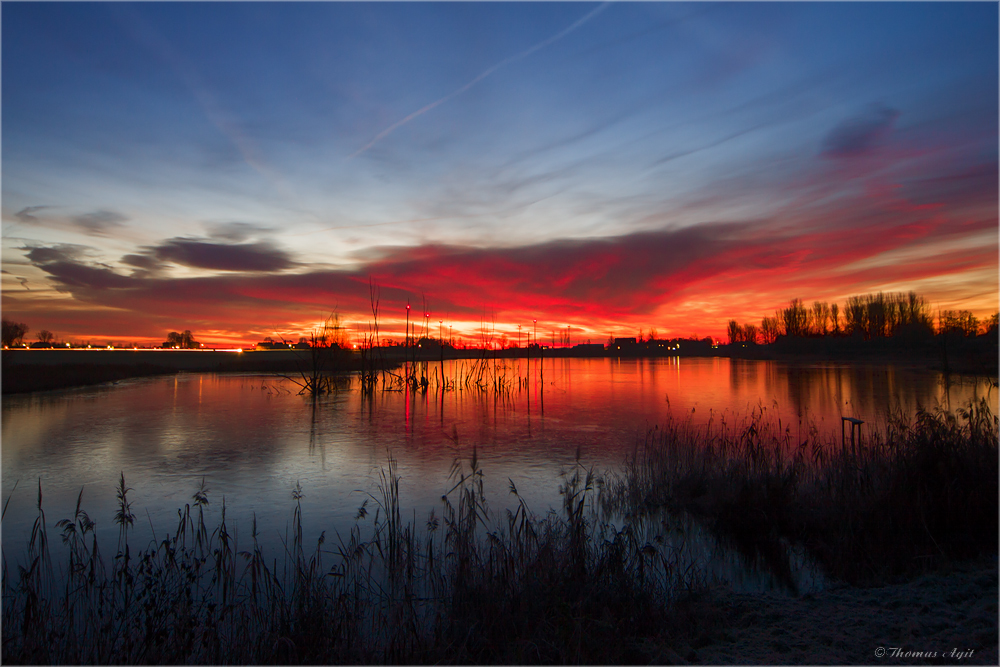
(165, 330, 199, 348)
(2, 319, 29, 346)
(36, 330, 54, 343)
(938, 310, 979, 337)
(866, 293, 889, 338)
(728, 320, 759, 344)
(727, 320, 741, 345)
(902, 292, 927, 326)
(760, 316, 780, 344)
(781, 299, 809, 337)
(830, 303, 840, 335)
(983, 312, 998, 336)
(811, 301, 829, 335)
(845, 295, 868, 338)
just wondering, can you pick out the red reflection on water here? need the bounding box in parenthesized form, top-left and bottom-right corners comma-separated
(1, 360, 992, 568)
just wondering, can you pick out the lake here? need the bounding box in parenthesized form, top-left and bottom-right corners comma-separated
(2, 357, 993, 592)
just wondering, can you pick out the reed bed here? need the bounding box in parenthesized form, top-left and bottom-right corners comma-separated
(3, 453, 699, 664)
(601, 398, 998, 586)
(3, 401, 995, 663)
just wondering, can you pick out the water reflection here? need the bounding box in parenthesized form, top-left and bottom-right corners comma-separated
(2, 359, 992, 593)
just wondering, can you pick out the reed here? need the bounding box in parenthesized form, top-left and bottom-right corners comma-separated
(2, 453, 697, 664)
(602, 398, 999, 585)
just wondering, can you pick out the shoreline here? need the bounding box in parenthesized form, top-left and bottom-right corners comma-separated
(1, 348, 364, 394)
(4, 341, 995, 395)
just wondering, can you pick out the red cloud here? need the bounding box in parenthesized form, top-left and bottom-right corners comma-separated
(15, 185, 997, 346)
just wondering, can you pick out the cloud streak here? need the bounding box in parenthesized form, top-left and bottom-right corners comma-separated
(125, 237, 297, 273)
(349, 2, 611, 159)
(72, 209, 129, 235)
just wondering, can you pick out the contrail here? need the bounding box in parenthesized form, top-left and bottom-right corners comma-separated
(349, 2, 611, 159)
(110, 5, 293, 199)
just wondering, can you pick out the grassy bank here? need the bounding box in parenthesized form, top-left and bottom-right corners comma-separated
(2, 403, 996, 664)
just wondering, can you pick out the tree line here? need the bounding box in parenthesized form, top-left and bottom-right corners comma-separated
(2, 319, 204, 349)
(2, 319, 54, 347)
(727, 292, 998, 345)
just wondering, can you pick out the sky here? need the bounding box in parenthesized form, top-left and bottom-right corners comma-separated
(2, 1, 997, 347)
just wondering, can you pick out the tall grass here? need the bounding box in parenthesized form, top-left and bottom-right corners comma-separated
(602, 398, 998, 585)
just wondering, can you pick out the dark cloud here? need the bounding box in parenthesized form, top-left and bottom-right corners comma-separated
(24, 244, 89, 265)
(121, 253, 167, 272)
(204, 221, 275, 242)
(151, 238, 295, 272)
(821, 105, 899, 158)
(38, 262, 137, 290)
(72, 209, 129, 234)
(25, 244, 135, 290)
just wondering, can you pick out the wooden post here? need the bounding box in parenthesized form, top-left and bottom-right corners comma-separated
(842, 417, 864, 455)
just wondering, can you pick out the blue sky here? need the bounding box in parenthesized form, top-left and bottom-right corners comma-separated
(2, 2, 996, 344)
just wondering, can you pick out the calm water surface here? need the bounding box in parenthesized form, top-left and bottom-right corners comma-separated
(2, 357, 993, 591)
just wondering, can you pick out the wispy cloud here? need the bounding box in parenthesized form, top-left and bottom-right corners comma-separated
(821, 105, 900, 158)
(13, 206, 55, 223)
(108, 4, 294, 200)
(349, 2, 611, 159)
(72, 209, 129, 235)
